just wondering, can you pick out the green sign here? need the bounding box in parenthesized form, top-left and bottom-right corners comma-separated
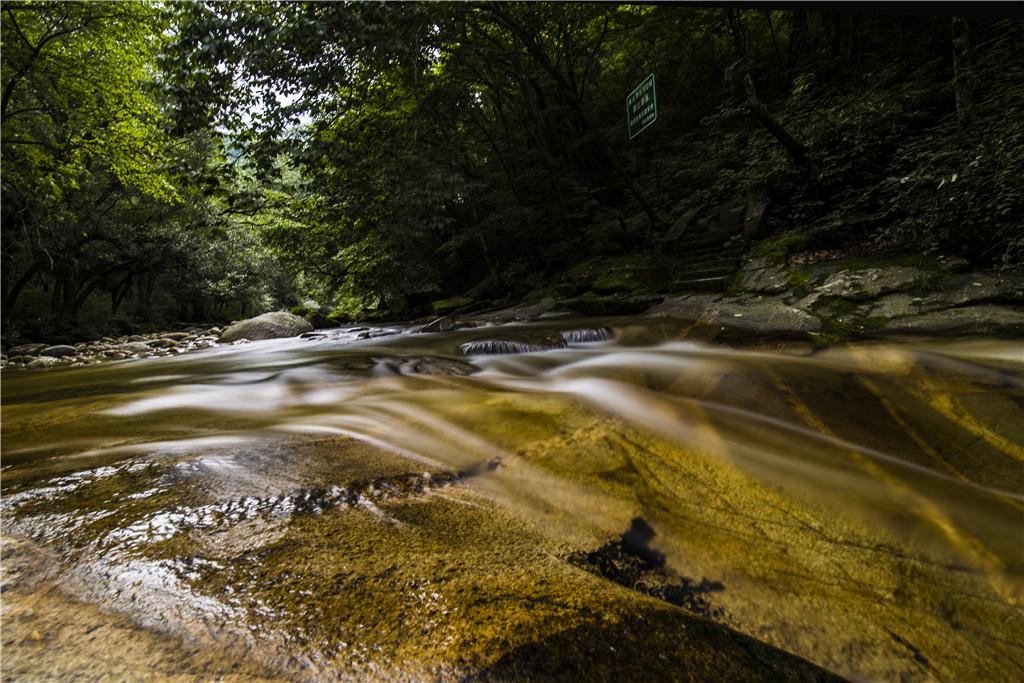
(626, 73, 657, 139)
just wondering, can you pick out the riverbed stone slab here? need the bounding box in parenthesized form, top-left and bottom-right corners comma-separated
(646, 293, 726, 320)
(648, 294, 820, 340)
(937, 272, 1024, 307)
(739, 257, 790, 295)
(801, 265, 929, 308)
(881, 305, 1024, 337)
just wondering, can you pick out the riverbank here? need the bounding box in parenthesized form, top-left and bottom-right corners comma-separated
(443, 252, 1024, 346)
(4, 253, 1021, 374)
(1, 327, 225, 371)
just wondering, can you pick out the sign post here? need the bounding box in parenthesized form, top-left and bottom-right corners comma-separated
(626, 73, 657, 139)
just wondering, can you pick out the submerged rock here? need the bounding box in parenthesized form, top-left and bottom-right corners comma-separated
(373, 356, 478, 376)
(219, 311, 313, 343)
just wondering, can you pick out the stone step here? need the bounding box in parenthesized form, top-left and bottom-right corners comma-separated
(673, 256, 740, 271)
(673, 264, 738, 280)
(672, 243, 744, 260)
(664, 232, 740, 251)
(670, 275, 732, 292)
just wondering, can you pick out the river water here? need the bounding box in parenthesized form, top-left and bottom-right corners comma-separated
(2, 319, 1022, 681)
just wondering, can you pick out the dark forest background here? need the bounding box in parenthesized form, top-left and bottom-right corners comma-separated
(2, 2, 1021, 343)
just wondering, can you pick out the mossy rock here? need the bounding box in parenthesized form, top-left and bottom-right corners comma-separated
(433, 296, 475, 316)
(522, 283, 582, 306)
(590, 272, 644, 295)
(290, 306, 340, 329)
(564, 292, 663, 316)
(326, 309, 353, 324)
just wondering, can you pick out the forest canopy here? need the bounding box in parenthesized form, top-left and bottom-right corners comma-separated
(2, 2, 1022, 343)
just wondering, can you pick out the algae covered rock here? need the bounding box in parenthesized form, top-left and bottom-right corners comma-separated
(433, 296, 474, 316)
(219, 311, 313, 343)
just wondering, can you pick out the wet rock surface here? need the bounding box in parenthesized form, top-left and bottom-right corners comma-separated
(1, 327, 1021, 681)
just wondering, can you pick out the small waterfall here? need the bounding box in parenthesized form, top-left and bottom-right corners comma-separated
(461, 328, 613, 355)
(561, 327, 613, 344)
(460, 339, 566, 355)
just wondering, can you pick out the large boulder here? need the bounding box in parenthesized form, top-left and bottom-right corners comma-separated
(219, 312, 313, 343)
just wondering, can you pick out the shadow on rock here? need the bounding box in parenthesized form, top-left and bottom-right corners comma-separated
(568, 518, 725, 620)
(466, 608, 843, 683)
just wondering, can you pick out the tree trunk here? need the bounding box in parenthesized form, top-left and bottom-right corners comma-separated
(61, 270, 79, 325)
(111, 273, 133, 314)
(744, 74, 817, 176)
(2, 263, 39, 324)
(763, 10, 783, 71)
(725, 9, 747, 59)
(951, 17, 973, 124)
(788, 11, 808, 70)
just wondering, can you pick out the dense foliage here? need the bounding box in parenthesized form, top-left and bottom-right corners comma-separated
(3, 2, 1022, 339)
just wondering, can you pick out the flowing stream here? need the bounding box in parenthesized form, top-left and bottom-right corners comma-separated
(2, 318, 1023, 681)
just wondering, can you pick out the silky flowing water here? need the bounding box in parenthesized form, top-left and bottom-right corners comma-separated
(2, 318, 1022, 681)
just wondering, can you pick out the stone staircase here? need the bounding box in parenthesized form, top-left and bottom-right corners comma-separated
(667, 232, 744, 292)
(658, 191, 768, 293)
